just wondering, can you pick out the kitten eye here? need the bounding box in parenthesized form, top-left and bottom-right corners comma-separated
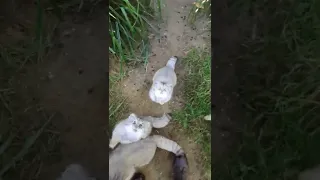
(133, 121, 136, 125)
(138, 124, 142, 128)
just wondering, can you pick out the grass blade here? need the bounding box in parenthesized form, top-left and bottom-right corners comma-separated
(0, 114, 55, 176)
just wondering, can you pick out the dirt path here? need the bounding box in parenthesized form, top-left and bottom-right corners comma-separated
(119, 0, 210, 179)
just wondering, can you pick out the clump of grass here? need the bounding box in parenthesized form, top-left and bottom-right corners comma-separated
(109, 0, 159, 70)
(215, 1, 320, 179)
(173, 48, 211, 175)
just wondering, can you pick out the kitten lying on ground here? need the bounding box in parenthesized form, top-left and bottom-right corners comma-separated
(109, 113, 171, 149)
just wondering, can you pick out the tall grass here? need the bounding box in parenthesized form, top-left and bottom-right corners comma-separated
(215, 1, 320, 179)
(109, 0, 160, 72)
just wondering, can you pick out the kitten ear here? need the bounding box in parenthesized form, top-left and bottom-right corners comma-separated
(128, 113, 138, 122)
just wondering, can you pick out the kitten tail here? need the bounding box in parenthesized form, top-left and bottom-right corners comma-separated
(166, 56, 178, 70)
(151, 135, 183, 155)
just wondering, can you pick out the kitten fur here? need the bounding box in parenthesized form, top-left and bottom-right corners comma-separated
(149, 56, 178, 105)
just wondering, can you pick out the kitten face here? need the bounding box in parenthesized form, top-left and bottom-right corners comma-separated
(127, 113, 145, 132)
(149, 82, 173, 104)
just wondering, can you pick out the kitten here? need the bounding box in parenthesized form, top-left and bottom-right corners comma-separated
(149, 56, 178, 105)
(109, 113, 152, 149)
(109, 113, 171, 149)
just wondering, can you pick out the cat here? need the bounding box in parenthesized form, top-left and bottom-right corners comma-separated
(109, 135, 187, 180)
(109, 113, 171, 149)
(149, 56, 178, 105)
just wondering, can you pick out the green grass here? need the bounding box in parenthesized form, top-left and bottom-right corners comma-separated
(173, 48, 211, 176)
(214, 0, 320, 179)
(109, 0, 161, 72)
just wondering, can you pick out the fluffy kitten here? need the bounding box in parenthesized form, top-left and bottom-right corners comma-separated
(109, 113, 152, 149)
(109, 113, 171, 149)
(149, 56, 177, 105)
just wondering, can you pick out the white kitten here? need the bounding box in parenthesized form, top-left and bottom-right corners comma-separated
(109, 113, 152, 149)
(149, 56, 177, 105)
(109, 113, 171, 149)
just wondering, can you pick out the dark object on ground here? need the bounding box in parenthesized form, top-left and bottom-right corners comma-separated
(131, 172, 145, 180)
(172, 153, 188, 180)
